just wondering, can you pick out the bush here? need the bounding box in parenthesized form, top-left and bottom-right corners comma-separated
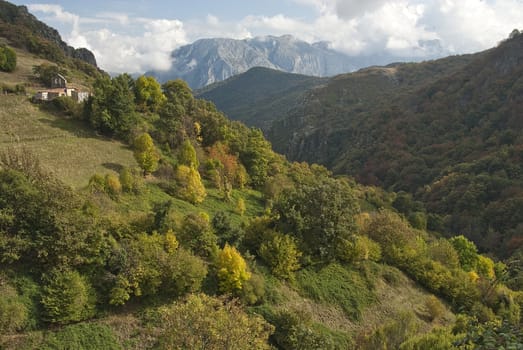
(0, 282, 28, 333)
(156, 294, 273, 349)
(259, 233, 301, 280)
(0, 44, 17, 72)
(40, 323, 122, 350)
(40, 269, 96, 324)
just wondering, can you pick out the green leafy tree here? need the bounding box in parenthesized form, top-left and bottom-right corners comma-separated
(85, 74, 137, 137)
(259, 233, 301, 280)
(274, 176, 360, 261)
(177, 139, 199, 168)
(133, 133, 159, 175)
(156, 294, 273, 350)
(0, 44, 16, 72)
(236, 197, 246, 216)
(134, 75, 165, 112)
(240, 129, 272, 188)
(450, 235, 479, 271)
(108, 232, 207, 305)
(32, 63, 65, 85)
(217, 244, 251, 294)
(175, 165, 206, 204)
(178, 212, 218, 258)
(40, 269, 95, 324)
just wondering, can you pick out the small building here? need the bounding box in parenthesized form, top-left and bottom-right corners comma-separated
(51, 74, 67, 89)
(33, 74, 90, 103)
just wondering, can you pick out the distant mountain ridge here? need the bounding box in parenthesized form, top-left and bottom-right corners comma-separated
(0, 0, 97, 66)
(196, 67, 327, 130)
(148, 35, 356, 88)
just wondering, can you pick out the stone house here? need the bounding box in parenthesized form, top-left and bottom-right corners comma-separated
(34, 74, 90, 102)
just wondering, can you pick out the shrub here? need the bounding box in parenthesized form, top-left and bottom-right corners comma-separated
(0, 282, 28, 333)
(40, 269, 96, 324)
(216, 244, 251, 294)
(259, 233, 302, 280)
(105, 174, 122, 199)
(156, 294, 273, 349)
(0, 44, 17, 72)
(40, 323, 122, 350)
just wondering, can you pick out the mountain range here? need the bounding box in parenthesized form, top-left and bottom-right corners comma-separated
(149, 34, 448, 89)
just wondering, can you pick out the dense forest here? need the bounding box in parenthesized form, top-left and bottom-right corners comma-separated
(0, 2, 522, 348)
(204, 31, 523, 266)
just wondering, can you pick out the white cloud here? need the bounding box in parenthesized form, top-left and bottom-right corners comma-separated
(27, 1, 523, 73)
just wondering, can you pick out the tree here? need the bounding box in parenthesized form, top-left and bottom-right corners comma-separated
(259, 233, 301, 280)
(450, 235, 479, 272)
(156, 294, 273, 350)
(177, 139, 199, 168)
(134, 75, 165, 112)
(32, 63, 65, 85)
(240, 129, 272, 188)
(216, 244, 251, 294)
(40, 269, 95, 324)
(85, 74, 137, 137)
(0, 44, 16, 72)
(133, 133, 159, 175)
(175, 165, 206, 204)
(274, 176, 360, 261)
(178, 212, 218, 258)
(236, 197, 246, 216)
(108, 233, 207, 305)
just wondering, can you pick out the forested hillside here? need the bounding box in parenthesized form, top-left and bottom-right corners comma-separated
(196, 67, 326, 130)
(0, 3, 522, 349)
(266, 31, 523, 260)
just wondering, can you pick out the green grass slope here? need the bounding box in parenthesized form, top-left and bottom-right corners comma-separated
(0, 95, 137, 188)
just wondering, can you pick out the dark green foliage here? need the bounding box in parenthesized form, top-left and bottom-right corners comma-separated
(274, 175, 359, 260)
(44, 96, 82, 118)
(178, 212, 218, 258)
(40, 269, 95, 324)
(85, 74, 137, 138)
(40, 323, 122, 350)
(212, 211, 243, 247)
(240, 129, 273, 188)
(261, 33, 523, 260)
(0, 151, 106, 269)
(107, 233, 207, 305)
(0, 44, 16, 72)
(196, 67, 327, 131)
(296, 264, 375, 321)
(455, 319, 523, 349)
(268, 309, 337, 350)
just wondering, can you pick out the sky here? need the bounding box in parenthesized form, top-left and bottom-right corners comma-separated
(9, 0, 523, 73)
